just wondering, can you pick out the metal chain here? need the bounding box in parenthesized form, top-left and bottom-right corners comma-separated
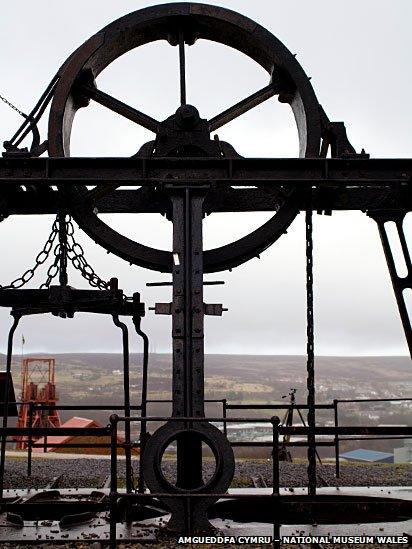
(0, 94, 25, 118)
(40, 244, 61, 289)
(65, 216, 110, 290)
(305, 208, 316, 497)
(0, 214, 110, 290)
(0, 219, 59, 289)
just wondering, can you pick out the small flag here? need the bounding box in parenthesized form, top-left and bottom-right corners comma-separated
(22, 335, 25, 346)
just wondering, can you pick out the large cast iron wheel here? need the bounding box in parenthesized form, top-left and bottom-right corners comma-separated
(48, 3, 322, 273)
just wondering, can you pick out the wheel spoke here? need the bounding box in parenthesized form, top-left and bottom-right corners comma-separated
(79, 84, 159, 133)
(209, 82, 280, 132)
(179, 31, 187, 105)
(85, 183, 121, 203)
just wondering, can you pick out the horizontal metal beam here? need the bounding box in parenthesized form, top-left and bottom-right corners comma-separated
(4, 187, 408, 214)
(226, 403, 334, 409)
(1, 157, 412, 183)
(0, 157, 410, 213)
(0, 427, 111, 436)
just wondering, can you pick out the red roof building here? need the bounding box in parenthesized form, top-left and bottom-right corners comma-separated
(33, 416, 138, 455)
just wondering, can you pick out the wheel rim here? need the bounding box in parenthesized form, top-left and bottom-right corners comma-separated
(48, 3, 322, 273)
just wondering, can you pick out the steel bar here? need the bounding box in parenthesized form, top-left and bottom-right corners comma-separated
(0, 438, 339, 447)
(111, 314, 133, 494)
(146, 398, 224, 403)
(171, 187, 206, 490)
(179, 31, 187, 106)
(80, 84, 159, 133)
(305, 208, 317, 497)
(230, 441, 333, 447)
(29, 404, 142, 410)
(1, 157, 412, 184)
(113, 417, 412, 434)
(133, 316, 149, 493)
(222, 398, 227, 438)
(0, 427, 111, 436)
(333, 399, 340, 479)
(271, 416, 281, 549)
(226, 403, 334, 409)
(336, 397, 412, 403)
(371, 212, 412, 357)
(9, 74, 59, 146)
(109, 415, 118, 549)
(27, 402, 33, 477)
(209, 83, 279, 132)
(337, 436, 412, 441)
(0, 440, 137, 447)
(4, 423, 411, 435)
(3, 188, 409, 214)
(0, 314, 20, 500)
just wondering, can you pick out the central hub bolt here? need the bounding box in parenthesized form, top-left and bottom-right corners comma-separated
(175, 105, 200, 129)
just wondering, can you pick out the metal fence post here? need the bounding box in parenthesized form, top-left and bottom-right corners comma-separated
(334, 399, 340, 478)
(27, 402, 33, 477)
(271, 416, 280, 549)
(222, 399, 227, 438)
(110, 414, 119, 549)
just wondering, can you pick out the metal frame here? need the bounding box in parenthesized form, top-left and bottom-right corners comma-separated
(108, 414, 412, 549)
(0, 398, 410, 546)
(0, 0, 411, 540)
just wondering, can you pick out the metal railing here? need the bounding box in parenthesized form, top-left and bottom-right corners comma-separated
(333, 397, 412, 477)
(0, 397, 410, 547)
(107, 414, 412, 549)
(0, 398, 227, 478)
(2, 397, 411, 480)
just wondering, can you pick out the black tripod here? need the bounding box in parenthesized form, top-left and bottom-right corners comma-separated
(279, 388, 322, 464)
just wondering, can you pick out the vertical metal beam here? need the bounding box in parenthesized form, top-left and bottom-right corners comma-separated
(112, 315, 133, 494)
(109, 414, 118, 549)
(271, 416, 280, 549)
(27, 401, 33, 477)
(0, 314, 20, 500)
(334, 399, 340, 479)
(305, 209, 317, 497)
(133, 309, 149, 493)
(170, 185, 207, 490)
(222, 398, 227, 438)
(179, 30, 187, 106)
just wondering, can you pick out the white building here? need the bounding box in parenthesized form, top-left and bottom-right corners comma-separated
(394, 439, 412, 463)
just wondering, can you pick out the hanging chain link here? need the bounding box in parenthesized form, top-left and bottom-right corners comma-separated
(0, 215, 110, 290)
(0, 94, 25, 118)
(65, 216, 110, 290)
(0, 220, 59, 289)
(305, 208, 316, 496)
(40, 244, 61, 289)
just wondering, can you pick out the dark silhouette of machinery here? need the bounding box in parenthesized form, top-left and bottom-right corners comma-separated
(16, 358, 61, 449)
(0, 2, 410, 544)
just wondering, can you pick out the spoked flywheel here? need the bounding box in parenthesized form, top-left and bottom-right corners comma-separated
(48, 2, 322, 273)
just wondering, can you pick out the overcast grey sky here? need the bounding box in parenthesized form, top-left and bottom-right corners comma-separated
(0, 0, 411, 355)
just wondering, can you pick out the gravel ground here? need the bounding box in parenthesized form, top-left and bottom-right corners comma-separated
(2, 458, 410, 548)
(3, 456, 412, 489)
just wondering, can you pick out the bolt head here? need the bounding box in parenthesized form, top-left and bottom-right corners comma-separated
(175, 104, 200, 129)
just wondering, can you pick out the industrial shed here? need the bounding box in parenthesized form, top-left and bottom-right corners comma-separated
(339, 449, 394, 463)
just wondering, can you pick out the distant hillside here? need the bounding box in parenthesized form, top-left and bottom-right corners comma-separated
(2, 353, 410, 457)
(2, 352, 410, 378)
